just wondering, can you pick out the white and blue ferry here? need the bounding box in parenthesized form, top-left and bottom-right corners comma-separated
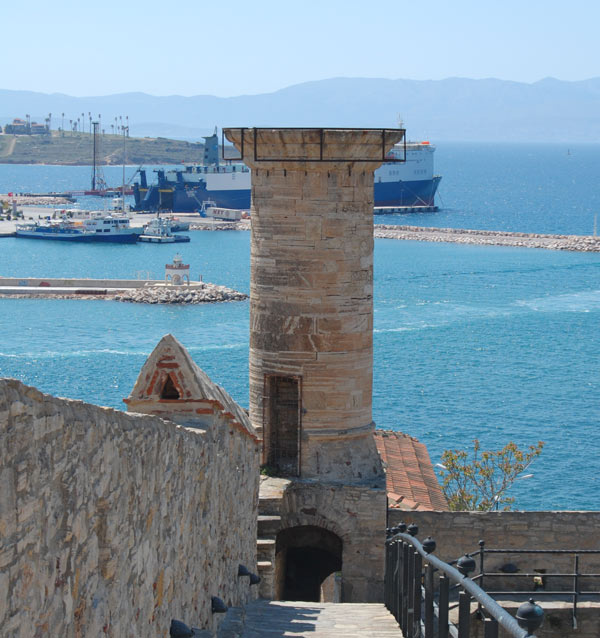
(133, 133, 441, 213)
(15, 216, 142, 243)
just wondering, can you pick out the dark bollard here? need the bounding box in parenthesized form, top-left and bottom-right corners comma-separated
(211, 596, 228, 614)
(422, 536, 436, 554)
(407, 523, 418, 537)
(457, 554, 476, 576)
(249, 573, 261, 585)
(238, 564, 251, 577)
(170, 619, 194, 637)
(516, 598, 544, 636)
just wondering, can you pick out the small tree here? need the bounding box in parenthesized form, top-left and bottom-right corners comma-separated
(439, 439, 544, 511)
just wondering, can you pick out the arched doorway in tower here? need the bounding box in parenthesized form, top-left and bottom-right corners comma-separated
(275, 526, 342, 602)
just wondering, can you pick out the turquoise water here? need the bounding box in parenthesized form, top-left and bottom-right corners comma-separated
(1, 144, 599, 510)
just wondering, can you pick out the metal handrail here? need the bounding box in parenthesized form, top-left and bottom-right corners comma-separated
(474, 542, 600, 630)
(385, 531, 543, 638)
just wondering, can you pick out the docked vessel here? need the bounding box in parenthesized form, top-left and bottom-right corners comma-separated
(132, 131, 441, 213)
(15, 215, 142, 243)
(138, 217, 190, 243)
(78, 216, 142, 243)
(15, 220, 94, 242)
(375, 141, 441, 208)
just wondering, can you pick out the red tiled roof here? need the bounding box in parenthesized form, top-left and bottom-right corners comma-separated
(374, 430, 449, 511)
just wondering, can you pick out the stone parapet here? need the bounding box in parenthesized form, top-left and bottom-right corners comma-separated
(389, 510, 600, 592)
(0, 378, 259, 637)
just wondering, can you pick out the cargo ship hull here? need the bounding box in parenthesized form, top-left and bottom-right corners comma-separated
(133, 139, 441, 213)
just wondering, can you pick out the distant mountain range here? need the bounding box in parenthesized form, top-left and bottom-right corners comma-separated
(1, 77, 600, 142)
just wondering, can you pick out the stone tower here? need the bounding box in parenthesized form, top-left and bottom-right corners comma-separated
(224, 127, 404, 483)
(224, 128, 405, 602)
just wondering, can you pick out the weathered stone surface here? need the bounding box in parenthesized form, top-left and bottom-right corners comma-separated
(224, 128, 401, 482)
(0, 377, 259, 637)
(389, 510, 600, 593)
(279, 481, 388, 602)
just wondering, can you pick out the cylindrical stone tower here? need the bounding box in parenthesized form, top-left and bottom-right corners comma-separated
(224, 128, 404, 482)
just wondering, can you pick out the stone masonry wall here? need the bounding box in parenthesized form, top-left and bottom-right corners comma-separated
(281, 481, 388, 603)
(0, 378, 259, 637)
(389, 510, 600, 589)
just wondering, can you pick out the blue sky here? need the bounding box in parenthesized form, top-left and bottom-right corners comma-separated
(4, 0, 599, 96)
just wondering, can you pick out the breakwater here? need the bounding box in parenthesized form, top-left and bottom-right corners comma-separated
(0, 277, 247, 303)
(189, 220, 600, 252)
(115, 283, 247, 304)
(0, 192, 74, 206)
(374, 224, 600, 252)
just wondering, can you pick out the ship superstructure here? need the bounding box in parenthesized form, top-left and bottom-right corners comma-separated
(133, 131, 441, 213)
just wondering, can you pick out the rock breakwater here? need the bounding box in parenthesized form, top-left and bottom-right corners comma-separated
(190, 219, 251, 231)
(114, 283, 248, 304)
(374, 224, 600, 252)
(0, 283, 248, 304)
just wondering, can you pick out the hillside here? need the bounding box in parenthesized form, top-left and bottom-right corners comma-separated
(1, 77, 600, 142)
(0, 131, 206, 165)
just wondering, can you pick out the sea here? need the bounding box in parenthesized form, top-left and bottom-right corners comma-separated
(1, 143, 599, 511)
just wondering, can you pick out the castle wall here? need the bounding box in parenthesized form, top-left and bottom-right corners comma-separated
(0, 378, 259, 637)
(389, 510, 600, 589)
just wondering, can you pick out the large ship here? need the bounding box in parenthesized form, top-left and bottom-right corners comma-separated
(132, 131, 441, 213)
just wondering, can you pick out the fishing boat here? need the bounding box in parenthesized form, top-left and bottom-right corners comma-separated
(78, 216, 143, 243)
(15, 215, 142, 243)
(15, 220, 95, 242)
(138, 217, 190, 243)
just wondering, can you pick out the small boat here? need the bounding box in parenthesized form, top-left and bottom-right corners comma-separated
(78, 215, 142, 243)
(16, 215, 142, 243)
(138, 217, 190, 243)
(15, 220, 95, 242)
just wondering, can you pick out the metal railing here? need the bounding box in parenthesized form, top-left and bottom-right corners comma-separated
(385, 525, 544, 638)
(469, 542, 600, 630)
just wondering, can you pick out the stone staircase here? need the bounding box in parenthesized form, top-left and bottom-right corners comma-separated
(256, 476, 289, 599)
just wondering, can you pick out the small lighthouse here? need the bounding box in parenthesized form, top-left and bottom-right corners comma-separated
(165, 253, 190, 286)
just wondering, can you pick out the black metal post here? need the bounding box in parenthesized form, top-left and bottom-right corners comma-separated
(439, 575, 450, 638)
(398, 540, 405, 629)
(424, 562, 434, 638)
(413, 551, 422, 638)
(390, 540, 398, 621)
(484, 617, 499, 638)
(402, 541, 410, 636)
(573, 554, 579, 628)
(458, 590, 471, 638)
(479, 540, 485, 590)
(407, 549, 415, 637)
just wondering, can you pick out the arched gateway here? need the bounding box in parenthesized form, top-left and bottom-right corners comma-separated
(275, 526, 342, 602)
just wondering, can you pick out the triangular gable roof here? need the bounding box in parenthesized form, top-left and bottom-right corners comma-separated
(124, 334, 256, 440)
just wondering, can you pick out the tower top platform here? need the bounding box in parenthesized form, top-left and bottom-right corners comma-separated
(223, 127, 405, 166)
